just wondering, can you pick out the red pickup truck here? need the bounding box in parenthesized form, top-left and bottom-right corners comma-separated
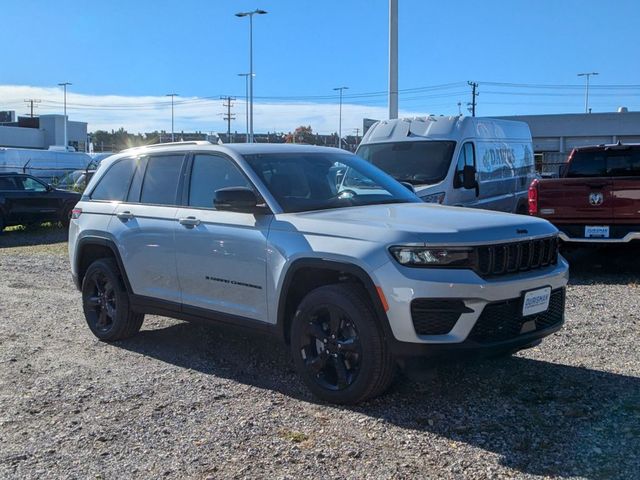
(528, 143, 640, 243)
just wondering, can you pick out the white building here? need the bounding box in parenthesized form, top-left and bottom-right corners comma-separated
(0, 114, 88, 152)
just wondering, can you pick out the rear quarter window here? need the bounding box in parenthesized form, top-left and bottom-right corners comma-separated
(90, 157, 137, 201)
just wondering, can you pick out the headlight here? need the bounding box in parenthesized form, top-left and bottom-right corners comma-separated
(389, 246, 473, 267)
(420, 192, 445, 204)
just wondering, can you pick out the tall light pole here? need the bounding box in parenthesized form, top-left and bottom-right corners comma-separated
(58, 82, 72, 149)
(166, 93, 178, 141)
(235, 9, 268, 143)
(238, 73, 252, 143)
(389, 0, 398, 119)
(334, 86, 349, 149)
(577, 72, 598, 113)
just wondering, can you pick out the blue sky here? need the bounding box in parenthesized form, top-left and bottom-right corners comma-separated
(1, 0, 639, 134)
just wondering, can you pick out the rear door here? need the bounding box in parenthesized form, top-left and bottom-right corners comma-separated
(108, 154, 185, 304)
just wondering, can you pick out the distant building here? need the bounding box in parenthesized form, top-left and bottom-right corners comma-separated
(497, 109, 640, 175)
(0, 113, 88, 151)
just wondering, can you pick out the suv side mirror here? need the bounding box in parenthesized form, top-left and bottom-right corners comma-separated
(214, 187, 262, 212)
(462, 165, 478, 190)
(46, 184, 53, 192)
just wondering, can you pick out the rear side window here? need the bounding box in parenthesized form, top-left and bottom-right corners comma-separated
(140, 155, 184, 205)
(91, 158, 137, 201)
(567, 149, 640, 177)
(188, 154, 251, 208)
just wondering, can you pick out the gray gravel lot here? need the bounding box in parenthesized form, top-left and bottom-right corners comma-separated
(1, 228, 639, 479)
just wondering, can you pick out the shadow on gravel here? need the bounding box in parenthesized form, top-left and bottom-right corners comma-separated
(0, 224, 68, 248)
(118, 321, 640, 479)
(564, 244, 640, 286)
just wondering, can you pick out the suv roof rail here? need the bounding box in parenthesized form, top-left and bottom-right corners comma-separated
(121, 140, 212, 152)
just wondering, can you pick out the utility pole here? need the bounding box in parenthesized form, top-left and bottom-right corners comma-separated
(220, 96, 236, 142)
(24, 99, 41, 118)
(353, 128, 360, 147)
(577, 72, 598, 113)
(467, 81, 478, 117)
(333, 86, 349, 149)
(388, 0, 398, 119)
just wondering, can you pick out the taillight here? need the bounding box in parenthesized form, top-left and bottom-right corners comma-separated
(528, 179, 538, 215)
(71, 208, 82, 219)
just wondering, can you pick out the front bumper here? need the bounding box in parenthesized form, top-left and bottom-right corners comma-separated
(372, 256, 569, 349)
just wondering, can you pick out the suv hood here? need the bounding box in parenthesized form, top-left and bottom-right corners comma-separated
(275, 203, 557, 245)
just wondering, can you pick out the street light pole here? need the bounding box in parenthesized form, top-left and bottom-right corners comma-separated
(333, 86, 349, 149)
(236, 9, 268, 143)
(166, 93, 178, 141)
(389, 0, 398, 120)
(238, 73, 252, 142)
(577, 72, 598, 113)
(58, 82, 72, 149)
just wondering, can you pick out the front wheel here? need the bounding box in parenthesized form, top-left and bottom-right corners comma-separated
(81, 258, 144, 341)
(290, 284, 395, 404)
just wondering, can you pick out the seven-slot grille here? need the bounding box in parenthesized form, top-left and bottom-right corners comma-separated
(476, 236, 558, 277)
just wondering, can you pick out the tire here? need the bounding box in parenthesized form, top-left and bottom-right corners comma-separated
(290, 283, 395, 404)
(81, 258, 144, 341)
(61, 205, 73, 228)
(0, 214, 4, 233)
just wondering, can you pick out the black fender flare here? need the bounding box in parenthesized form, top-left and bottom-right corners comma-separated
(276, 258, 393, 343)
(75, 236, 133, 293)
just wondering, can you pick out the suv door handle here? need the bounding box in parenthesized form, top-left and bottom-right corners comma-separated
(179, 216, 201, 227)
(116, 211, 134, 221)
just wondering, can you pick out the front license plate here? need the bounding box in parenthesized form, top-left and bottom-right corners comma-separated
(585, 225, 610, 238)
(522, 287, 551, 317)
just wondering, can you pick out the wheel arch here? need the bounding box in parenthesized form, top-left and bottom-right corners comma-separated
(75, 236, 133, 293)
(276, 258, 392, 344)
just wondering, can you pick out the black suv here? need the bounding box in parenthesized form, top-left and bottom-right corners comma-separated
(0, 172, 81, 231)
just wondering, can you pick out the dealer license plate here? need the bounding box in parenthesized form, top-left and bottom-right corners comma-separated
(585, 226, 610, 238)
(522, 287, 551, 317)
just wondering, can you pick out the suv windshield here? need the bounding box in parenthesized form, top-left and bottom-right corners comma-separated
(243, 152, 420, 213)
(356, 141, 456, 185)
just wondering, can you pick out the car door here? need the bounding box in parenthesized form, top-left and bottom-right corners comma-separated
(10, 176, 59, 223)
(450, 141, 479, 207)
(107, 154, 185, 304)
(174, 153, 272, 322)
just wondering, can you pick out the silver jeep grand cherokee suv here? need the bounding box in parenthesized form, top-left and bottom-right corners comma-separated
(69, 142, 568, 404)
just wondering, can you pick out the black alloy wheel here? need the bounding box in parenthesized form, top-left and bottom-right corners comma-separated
(81, 258, 144, 341)
(300, 304, 362, 391)
(290, 284, 395, 404)
(84, 269, 118, 334)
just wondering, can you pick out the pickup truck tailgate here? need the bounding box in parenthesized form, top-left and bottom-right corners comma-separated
(537, 177, 613, 223)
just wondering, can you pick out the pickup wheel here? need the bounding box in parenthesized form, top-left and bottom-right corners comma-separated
(290, 284, 395, 404)
(81, 258, 144, 341)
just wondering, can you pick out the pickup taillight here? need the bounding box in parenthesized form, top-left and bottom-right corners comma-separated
(528, 179, 538, 215)
(71, 208, 82, 219)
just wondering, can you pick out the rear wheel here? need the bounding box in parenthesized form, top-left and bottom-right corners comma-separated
(81, 258, 144, 341)
(290, 284, 395, 404)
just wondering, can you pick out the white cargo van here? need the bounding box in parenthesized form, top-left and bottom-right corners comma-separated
(356, 116, 537, 213)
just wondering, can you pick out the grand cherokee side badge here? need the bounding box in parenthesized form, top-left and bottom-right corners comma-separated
(589, 192, 604, 206)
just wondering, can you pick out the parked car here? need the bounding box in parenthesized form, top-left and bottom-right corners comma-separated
(529, 143, 640, 244)
(356, 116, 537, 213)
(0, 172, 81, 231)
(69, 142, 568, 404)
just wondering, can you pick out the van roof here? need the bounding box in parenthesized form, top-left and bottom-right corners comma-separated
(360, 116, 532, 144)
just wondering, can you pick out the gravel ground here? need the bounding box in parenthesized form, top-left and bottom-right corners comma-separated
(1, 227, 639, 479)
